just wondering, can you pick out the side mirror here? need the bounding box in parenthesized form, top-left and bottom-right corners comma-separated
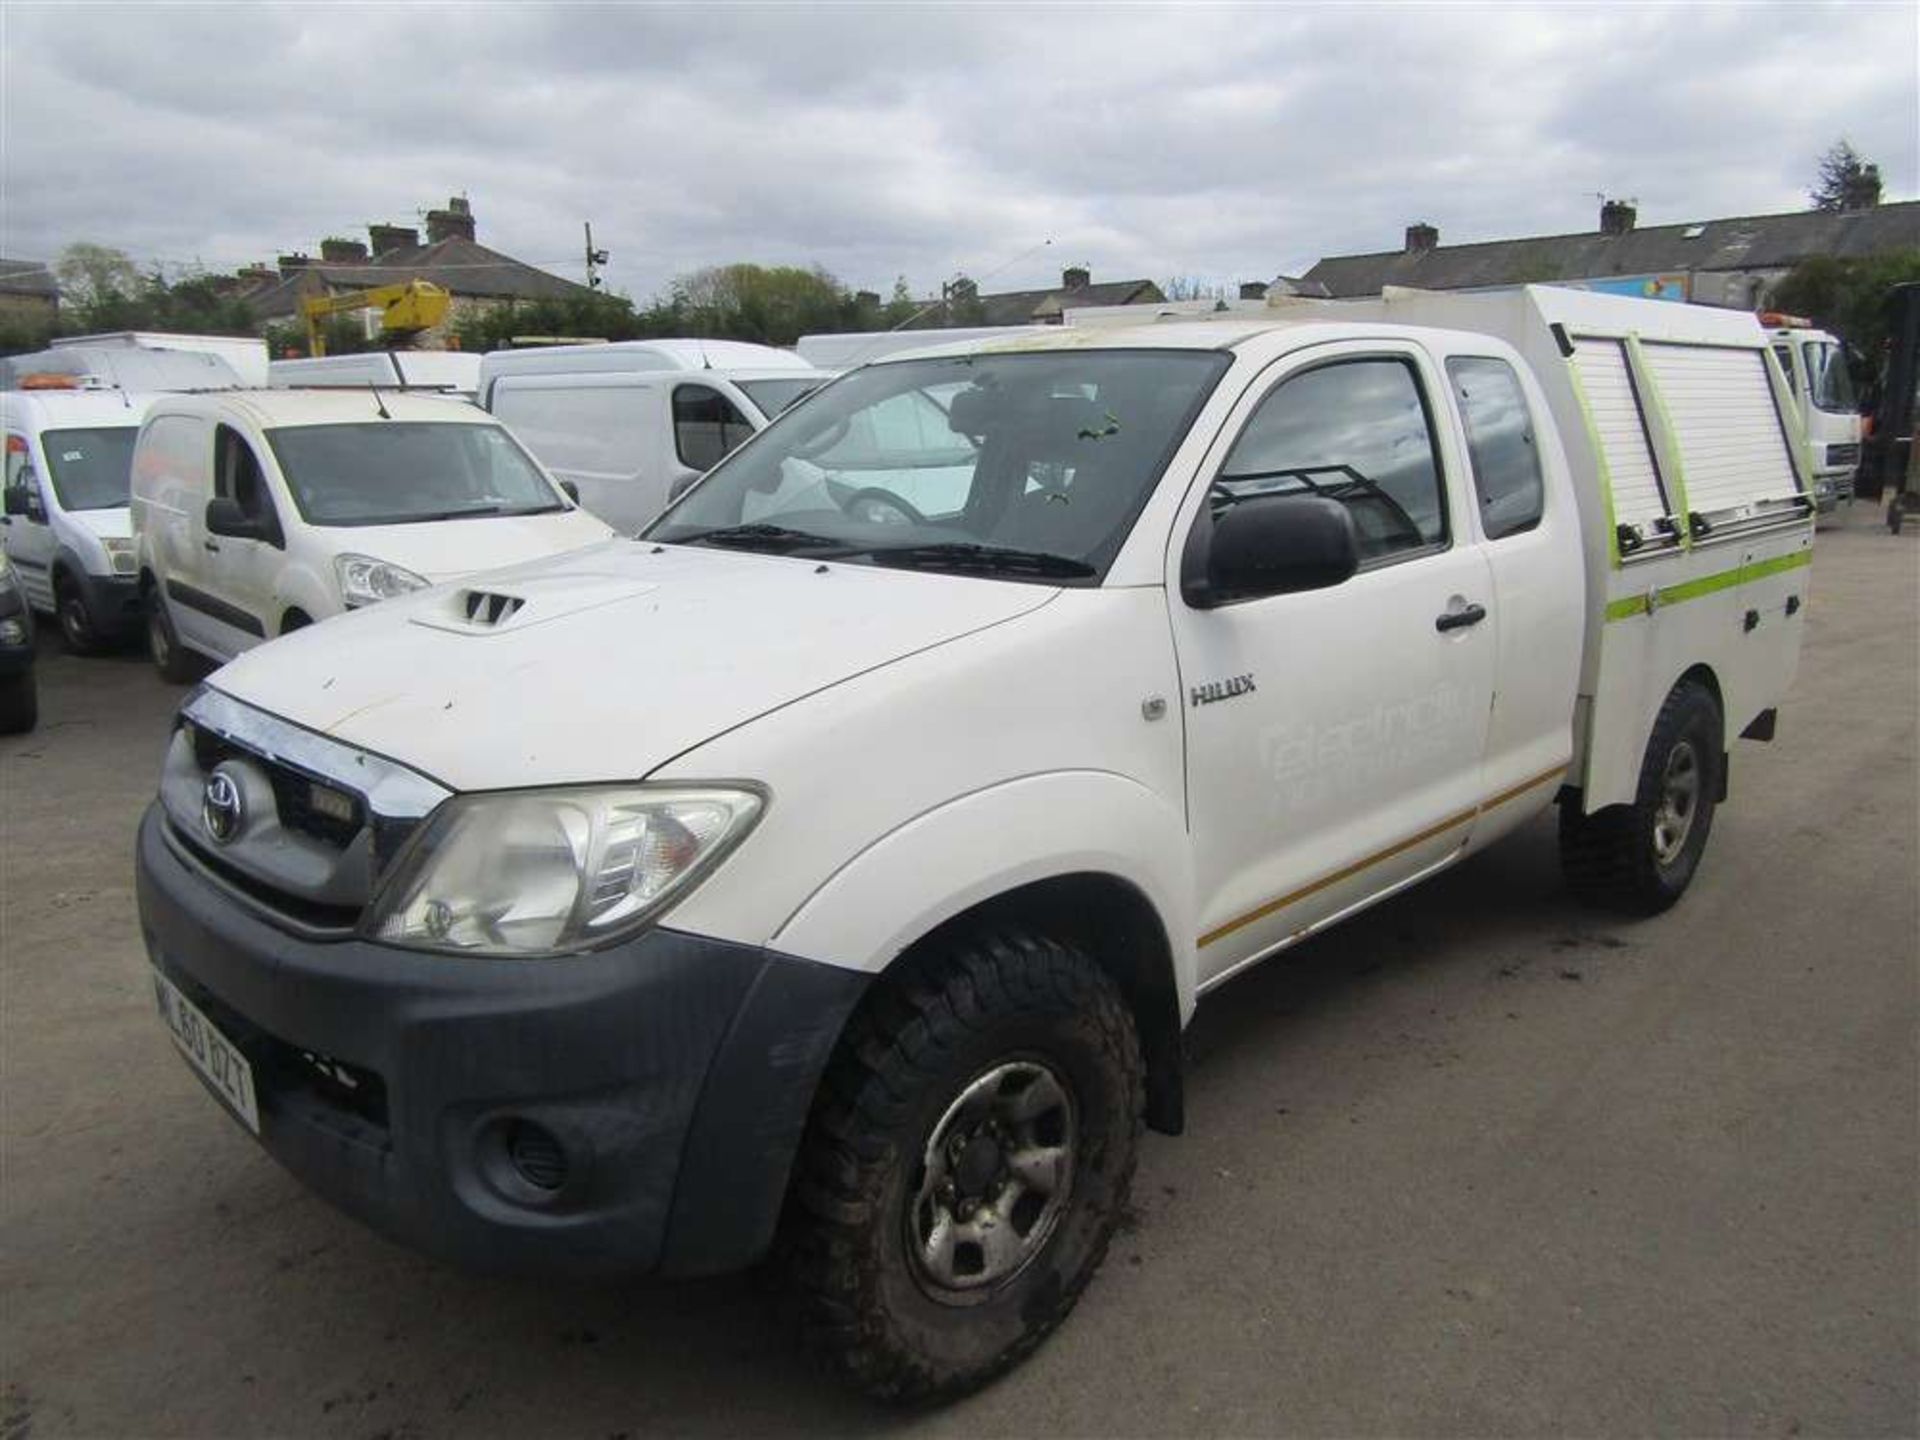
(558, 479, 580, 504)
(1184, 494, 1360, 608)
(206, 496, 278, 545)
(3, 488, 29, 517)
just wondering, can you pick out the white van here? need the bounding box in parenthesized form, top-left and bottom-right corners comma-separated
(1, 387, 158, 650)
(270, 351, 483, 399)
(1767, 318, 1861, 513)
(130, 390, 615, 679)
(478, 340, 831, 531)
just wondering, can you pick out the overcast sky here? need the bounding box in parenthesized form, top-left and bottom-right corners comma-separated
(2, 2, 1915, 303)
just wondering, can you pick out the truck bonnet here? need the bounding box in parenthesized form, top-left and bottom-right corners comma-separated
(203, 540, 1058, 792)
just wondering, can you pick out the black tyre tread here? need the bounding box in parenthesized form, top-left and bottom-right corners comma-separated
(1561, 680, 1719, 915)
(148, 593, 196, 684)
(0, 673, 36, 734)
(55, 578, 100, 656)
(784, 928, 1143, 1402)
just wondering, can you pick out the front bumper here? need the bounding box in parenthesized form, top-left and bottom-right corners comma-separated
(135, 803, 868, 1278)
(77, 570, 142, 638)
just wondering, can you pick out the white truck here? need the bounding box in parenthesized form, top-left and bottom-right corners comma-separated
(477, 340, 830, 532)
(49, 331, 269, 387)
(1764, 316, 1861, 514)
(136, 286, 1810, 1400)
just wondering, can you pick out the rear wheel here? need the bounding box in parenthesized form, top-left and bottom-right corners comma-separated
(54, 576, 101, 655)
(1561, 679, 1722, 915)
(783, 928, 1143, 1402)
(0, 671, 36, 734)
(147, 588, 196, 684)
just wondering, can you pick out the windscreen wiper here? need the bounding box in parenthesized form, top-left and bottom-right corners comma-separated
(856, 542, 1096, 579)
(677, 523, 852, 553)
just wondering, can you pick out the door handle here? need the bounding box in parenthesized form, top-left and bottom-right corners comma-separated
(1435, 602, 1487, 633)
(204, 540, 221, 553)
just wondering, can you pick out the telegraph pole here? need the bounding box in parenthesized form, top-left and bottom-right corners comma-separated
(583, 222, 609, 290)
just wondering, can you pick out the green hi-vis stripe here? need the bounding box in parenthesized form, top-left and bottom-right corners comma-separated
(1605, 549, 1811, 622)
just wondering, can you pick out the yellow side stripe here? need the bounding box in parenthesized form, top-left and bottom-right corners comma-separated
(1197, 761, 1568, 948)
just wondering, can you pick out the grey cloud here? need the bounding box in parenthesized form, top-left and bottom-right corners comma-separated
(1, 2, 1913, 305)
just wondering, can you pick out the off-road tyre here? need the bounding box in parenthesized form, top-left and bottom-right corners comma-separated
(54, 574, 101, 655)
(0, 671, 37, 734)
(1560, 679, 1722, 915)
(783, 928, 1144, 1403)
(147, 589, 196, 684)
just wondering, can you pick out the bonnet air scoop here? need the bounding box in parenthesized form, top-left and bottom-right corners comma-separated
(462, 589, 525, 627)
(409, 571, 660, 636)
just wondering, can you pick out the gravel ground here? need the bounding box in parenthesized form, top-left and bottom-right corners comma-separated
(2, 506, 1914, 1438)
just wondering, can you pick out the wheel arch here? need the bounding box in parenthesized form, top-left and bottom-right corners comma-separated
(1674, 662, 1729, 801)
(900, 872, 1186, 1135)
(764, 771, 1196, 1136)
(1577, 659, 1730, 813)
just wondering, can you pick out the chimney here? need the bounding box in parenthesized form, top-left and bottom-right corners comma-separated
(1238, 281, 1270, 301)
(1600, 198, 1637, 236)
(369, 223, 419, 256)
(276, 252, 311, 278)
(1405, 223, 1439, 255)
(319, 238, 368, 265)
(424, 195, 476, 244)
(1062, 266, 1091, 291)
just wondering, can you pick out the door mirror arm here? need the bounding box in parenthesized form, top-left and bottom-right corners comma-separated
(1182, 493, 1361, 609)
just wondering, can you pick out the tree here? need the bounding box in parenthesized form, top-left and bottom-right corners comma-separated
(1769, 248, 1920, 382)
(671, 263, 851, 345)
(54, 243, 143, 312)
(449, 291, 657, 353)
(1810, 140, 1882, 212)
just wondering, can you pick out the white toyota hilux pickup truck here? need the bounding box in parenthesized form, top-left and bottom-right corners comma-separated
(136, 286, 1812, 1400)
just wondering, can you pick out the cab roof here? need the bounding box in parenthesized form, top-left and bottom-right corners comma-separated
(478, 338, 819, 381)
(1, 388, 160, 426)
(148, 389, 496, 429)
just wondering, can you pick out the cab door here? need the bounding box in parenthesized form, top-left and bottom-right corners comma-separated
(665, 382, 757, 515)
(1169, 343, 1496, 988)
(188, 424, 286, 657)
(2, 431, 58, 611)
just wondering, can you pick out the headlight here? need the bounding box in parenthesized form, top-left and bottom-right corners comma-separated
(334, 554, 429, 607)
(102, 536, 137, 575)
(366, 784, 765, 956)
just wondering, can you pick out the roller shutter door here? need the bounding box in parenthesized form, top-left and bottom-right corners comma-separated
(1640, 344, 1799, 515)
(1571, 339, 1669, 531)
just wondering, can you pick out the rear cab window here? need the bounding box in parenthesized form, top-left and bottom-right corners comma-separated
(1446, 356, 1545, 539)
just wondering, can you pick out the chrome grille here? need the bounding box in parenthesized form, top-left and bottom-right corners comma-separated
(161, 687, 451, 925)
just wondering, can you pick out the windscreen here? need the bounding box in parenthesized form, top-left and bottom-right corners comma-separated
(1803, 341, 1857, 414)
(266, 421, 564, 527)
(736, 378, 822, 418)
(41, 427, 139, 511)
(646, 350, 1230, 584)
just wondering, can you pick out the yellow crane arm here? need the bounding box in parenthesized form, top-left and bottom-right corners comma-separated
(301, 280, 451, 357)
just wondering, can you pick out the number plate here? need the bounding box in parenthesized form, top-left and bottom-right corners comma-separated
(152, 970, 259, 1134)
